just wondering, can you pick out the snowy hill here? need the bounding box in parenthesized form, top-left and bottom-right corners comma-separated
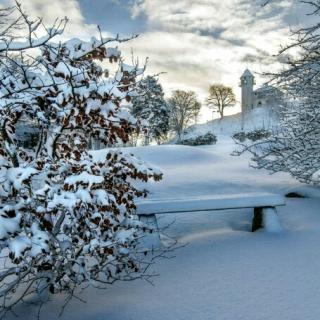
(180, 106, 279, 140)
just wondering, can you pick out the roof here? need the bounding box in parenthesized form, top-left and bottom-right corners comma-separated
(254, 85, 271, 93)
(254, 84, 281, 94)
(241, 68, 254, 78)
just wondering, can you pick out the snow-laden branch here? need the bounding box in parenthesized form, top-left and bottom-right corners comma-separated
(0, 3, 170, 318)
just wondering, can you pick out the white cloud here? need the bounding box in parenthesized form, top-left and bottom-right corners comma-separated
(0, 0, 303, 121)
(120, 0, 297, 120)
(2, 0, 102, 39)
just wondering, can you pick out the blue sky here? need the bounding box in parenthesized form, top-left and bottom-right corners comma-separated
(0, 0, 310, 119)
(77, 0, 147, 35)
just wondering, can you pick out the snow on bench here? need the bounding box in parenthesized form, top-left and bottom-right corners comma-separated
(136, 193, 285, 247)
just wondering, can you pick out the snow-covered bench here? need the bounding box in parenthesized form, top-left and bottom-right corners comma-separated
(136, 193, 285, 247)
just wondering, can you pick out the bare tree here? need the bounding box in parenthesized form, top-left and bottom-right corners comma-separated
(168, 90, 201, 140)
(234, 0, 320, 184)
(206, 84, 236, 119)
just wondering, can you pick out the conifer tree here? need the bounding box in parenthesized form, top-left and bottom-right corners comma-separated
(132, 76, 170, 144)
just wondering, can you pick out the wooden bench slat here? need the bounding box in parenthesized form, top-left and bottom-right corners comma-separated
(136, 193, 285, 215)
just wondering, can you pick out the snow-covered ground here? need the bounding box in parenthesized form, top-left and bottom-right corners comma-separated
(9, 133, 320, 320)
(177, 106, 279, 140)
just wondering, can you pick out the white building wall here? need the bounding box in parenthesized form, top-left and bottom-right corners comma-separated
(240, 69, 255, 113)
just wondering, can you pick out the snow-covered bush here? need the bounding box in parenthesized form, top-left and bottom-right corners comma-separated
(0, 3, 162, 317)
(246, 129, 271, 142)
(132, 76, 170, 145)
(178, 132, 217, 146)
(233, 129, 271, 142)
(232, 131, 247, 143)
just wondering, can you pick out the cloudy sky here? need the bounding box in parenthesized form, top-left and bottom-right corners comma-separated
(0, 0, 311, 119)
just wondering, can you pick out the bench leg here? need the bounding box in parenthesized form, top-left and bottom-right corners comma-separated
(252, 207, 282, 232)
(252, 207, 263, 232)
(138, 214, 161, 249)
(262, 207, 282, 233)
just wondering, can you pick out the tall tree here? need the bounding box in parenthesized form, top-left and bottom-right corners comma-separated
(132, 76, 170, 145)
(0, 3, 163, 317)
(235, 0, 320, 184)
(168, 90, 201, 140)
(206, 84, 236, 118)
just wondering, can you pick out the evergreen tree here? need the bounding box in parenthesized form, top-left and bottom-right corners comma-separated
(132, 76, 170, 144)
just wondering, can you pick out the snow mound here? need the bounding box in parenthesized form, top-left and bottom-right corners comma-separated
(91, 145, 219, 167)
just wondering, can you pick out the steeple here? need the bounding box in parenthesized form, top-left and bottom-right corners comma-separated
(240, 68, 255, 113)
(241, 68, 253, 78)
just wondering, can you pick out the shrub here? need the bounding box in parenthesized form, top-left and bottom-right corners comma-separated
(246, 129, 271, 141)
(0, 3, 163, 316)
(232, 131, 247, 142)
(233, 129, 271, 142)
(178, 132, 217, 146)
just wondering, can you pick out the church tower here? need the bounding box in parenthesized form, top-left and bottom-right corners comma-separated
(240, 69, 255, 113)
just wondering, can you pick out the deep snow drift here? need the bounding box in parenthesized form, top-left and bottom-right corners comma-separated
(8, 135, 320, 320)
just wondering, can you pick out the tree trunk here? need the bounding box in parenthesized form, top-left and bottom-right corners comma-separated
(144, 135, 150, 146)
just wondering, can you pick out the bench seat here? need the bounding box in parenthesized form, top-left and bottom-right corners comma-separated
(136, 193, 285, 215)
(135, 193, 286, 248)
